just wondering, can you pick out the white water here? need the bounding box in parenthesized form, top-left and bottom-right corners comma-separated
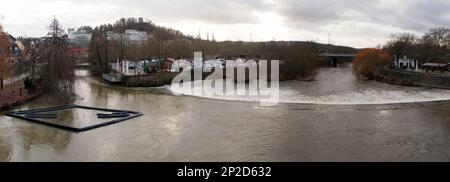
(167, 65, 450, 105)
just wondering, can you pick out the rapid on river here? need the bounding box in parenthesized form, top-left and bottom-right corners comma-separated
(2, 64, 450, 162)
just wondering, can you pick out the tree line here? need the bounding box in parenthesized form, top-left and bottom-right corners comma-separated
(0, 24, 10, 83)
(353, 27, 450, 79)
(1, 18, 75, 103)
(384, 27, 450, 62)
(88, 17, 357, 79)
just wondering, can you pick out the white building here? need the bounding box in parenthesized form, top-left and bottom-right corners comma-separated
(394, 56, 419, 71)
(68, 29, 92, 48)
(107, 29, 149, 44)
(124, 29, 148, 42)
(68, 28, 75, 39)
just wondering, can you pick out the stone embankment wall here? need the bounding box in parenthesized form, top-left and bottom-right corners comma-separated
(121, 72, 180, 87)
(0, 79, 43, 111)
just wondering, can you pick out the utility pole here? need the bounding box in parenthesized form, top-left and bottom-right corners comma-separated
(328, 33, 331, 53)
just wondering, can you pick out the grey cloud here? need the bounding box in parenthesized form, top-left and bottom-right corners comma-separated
(16, 0, 450, 32)
(38, 0, 270, 24)
(271, 0, 378, 23)
(144, 0, 267, 24)
(271, 0, 450, 33)
(3, 0, 450, 47)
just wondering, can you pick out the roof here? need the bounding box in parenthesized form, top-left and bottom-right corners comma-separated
(8, 34, 16, 43)
(15, 41, 25, 50)
(422, 63, 448, 67)
(166, 58, 176, 63)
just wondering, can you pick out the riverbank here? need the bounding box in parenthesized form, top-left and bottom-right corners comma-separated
(107, 67, 287, 88)
(0, 79, 43, 112)
(377, 68, 450, 89)
(120, 72, 180, 87)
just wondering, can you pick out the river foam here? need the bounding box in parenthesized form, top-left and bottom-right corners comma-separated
(167, 63, 450, 105)
(167, 80, 450, 105)
(278, 88, 450, 105)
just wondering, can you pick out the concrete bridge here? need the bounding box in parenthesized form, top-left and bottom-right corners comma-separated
(320, 53, 356, 67)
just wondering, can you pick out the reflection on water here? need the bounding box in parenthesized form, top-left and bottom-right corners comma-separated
(1, 66, 450, 161)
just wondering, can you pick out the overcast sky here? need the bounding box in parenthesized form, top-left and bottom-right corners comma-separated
(1, 0, 449, 48)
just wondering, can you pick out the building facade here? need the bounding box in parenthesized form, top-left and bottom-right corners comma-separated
(7, 35, 24, 64)
(107, 29, 150, 45)
(394, 56, 419, 71)
(68, 29, 92, 60)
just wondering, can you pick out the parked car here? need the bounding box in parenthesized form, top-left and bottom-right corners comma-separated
(138, 60, 150, 67)
(128, 62, 137, 70)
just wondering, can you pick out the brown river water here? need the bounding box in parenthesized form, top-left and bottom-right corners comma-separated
(2, 64, 450, 162)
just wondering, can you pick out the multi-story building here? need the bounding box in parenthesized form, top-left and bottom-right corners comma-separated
(107, 29, 150, 45)
(68, 29, 92, 60)
(68, 29, 92, 48)
(124, 29, 147, 42)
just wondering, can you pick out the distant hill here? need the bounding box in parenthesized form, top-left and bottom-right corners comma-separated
(88, 17, 358, 78)
(88, 17, 357, 59)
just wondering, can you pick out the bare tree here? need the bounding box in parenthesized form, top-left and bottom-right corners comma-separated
(422, 27, 450, 47)
(48, 16, 65, 44)
(384, 33, 418, 58)
(42, 46, 75, 101)
(40, 17, 75, 103)
(0, 24, 11, 89)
